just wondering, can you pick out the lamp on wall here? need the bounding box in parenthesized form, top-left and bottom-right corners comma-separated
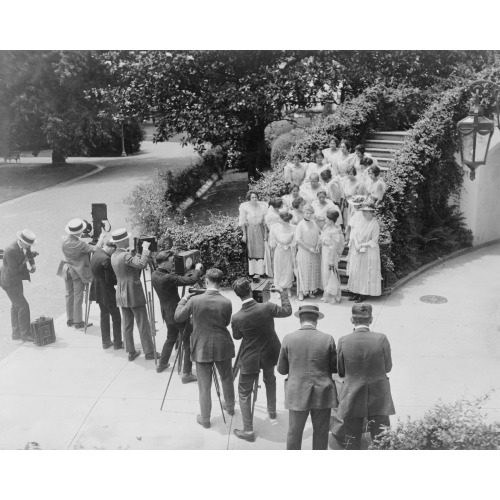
(457, 80, 500, 180)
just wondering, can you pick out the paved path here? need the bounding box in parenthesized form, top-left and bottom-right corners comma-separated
(0, 141, 198, 362)
(0, 243, 498, 449)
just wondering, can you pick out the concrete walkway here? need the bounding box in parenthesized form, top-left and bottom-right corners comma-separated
(0, 243, 499, 450)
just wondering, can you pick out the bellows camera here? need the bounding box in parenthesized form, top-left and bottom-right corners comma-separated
(175, 250, 200, 275)
(134, 236, 158, 254)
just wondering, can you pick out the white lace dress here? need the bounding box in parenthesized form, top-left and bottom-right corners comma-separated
(320, 224, 345, 303)
(295, 219, 321, 295)
(269, 222, 296, 289)
(264, 209, 282, 278)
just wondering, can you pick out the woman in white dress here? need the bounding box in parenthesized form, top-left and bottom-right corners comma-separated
(269, 211, 296, 297)
(295, 204, 321, 301)
(264, 198, 283, 278)
(320, 210, 345, 304)
(337, 140, 356, 177)
(284, 154, 308, 186)
(347, 202, 382, 303)
(282, 184, 301, 211)
(366, 165, 386, 206)
(341, 166, 361, 227)
(322, 136, 340, 176)
(239, 191, 268, 277)
(311, 189, 341, 231)
(290, 196, 305, 225)
(304, 151, 331, 183)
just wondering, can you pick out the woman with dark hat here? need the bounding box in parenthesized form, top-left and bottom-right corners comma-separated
(347, 202, 382, 303)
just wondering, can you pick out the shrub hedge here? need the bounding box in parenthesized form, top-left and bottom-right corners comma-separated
(370, 395, 500, 450)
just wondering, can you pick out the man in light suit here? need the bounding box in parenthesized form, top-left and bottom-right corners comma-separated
(336, 303, 395, 450)
(277, 304, 338, 450)
(0, 229, 38, 341)
(89, 241, 122, 350)
(59, 218, 104, 329)
(110, 228, 157, 362)
(174, 268, 234, 429)
(231, 278, 292, 442)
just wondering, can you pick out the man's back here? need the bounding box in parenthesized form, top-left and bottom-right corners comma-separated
(278, 326, 337, 411)
(90, 249, 116, 304)
(232, 293, 291, 374)
(337, 327, 395, 419)
(111, 249, 147, 308)
(0, 241, 30, 288)
(61, 235, 93, 283)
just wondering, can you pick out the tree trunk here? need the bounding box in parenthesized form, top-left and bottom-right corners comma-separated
(51, 148, 66, 164)
(245, 125, 268, 181)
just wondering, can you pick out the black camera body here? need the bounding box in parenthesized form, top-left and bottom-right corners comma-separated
(175, 250, 200, 275)
(134, 236, 158, 255)
(188, 278, 275, 303)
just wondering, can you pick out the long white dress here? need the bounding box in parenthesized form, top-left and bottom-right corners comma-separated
(322, 148, 340, 176)
(284, 162, 308, 185)
(304, 162, 332, 183)
(282, 193, 300, 211)
(341, 176, 361, 227)
(295, 219, 321, 295)
(264, 208, 282, 278)
(347, 217, 382, 296)
(311, 199, 343, 229)
(337, 152, 356, 177)
(320, 224, 345, 303)
(269, 222, 296, 289)
(238, 201, 268, 275)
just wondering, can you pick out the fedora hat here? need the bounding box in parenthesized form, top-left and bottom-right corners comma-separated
(110, 228, 130, 243)
(65, 218, 86, 235)
(16, 229, 36, 246)
(294, 304, 324, 320)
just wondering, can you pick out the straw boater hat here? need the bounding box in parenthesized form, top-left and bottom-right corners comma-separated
(349, 195, 366, 207)
(65, 218, 86, 235)
(294, 304, 324, 320)
(110, 228, 130, 243)
(16, 229, 36, 246)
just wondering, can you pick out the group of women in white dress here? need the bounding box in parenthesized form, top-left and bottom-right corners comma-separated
(238, 136, 386, 304)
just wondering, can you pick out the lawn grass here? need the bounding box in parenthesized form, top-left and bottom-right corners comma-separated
(0, 162, 97, 203)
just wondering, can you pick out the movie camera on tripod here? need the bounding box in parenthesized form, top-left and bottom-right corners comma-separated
(80, 203, 112, 244)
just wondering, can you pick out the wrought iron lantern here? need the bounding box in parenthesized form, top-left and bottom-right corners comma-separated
(457, 80, 500, 180)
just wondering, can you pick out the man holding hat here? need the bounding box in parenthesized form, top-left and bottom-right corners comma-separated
(110, 228, 157, 361)
(277, 304, 338, 450)
(336, 303, 395, 450)
(151, 250, 203, 379)
(0, 229, 38, 341)
(59, 218, 105, 329)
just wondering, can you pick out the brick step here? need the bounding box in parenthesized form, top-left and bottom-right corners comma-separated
(371, 131, 411, 142)
(365, 147, 397, 159)
(365, 139, 405, 150)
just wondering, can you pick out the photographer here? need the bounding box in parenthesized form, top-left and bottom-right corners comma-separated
(58, 218, 105, 329)
(110, 228, 159, 362)
(152, 250, 202, 380)
(231, 278, 292, 442)
(0, 229, 38, 342)
(174, 268, 235, 429)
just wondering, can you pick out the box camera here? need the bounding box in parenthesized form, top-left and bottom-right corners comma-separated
(175, 250, 200, 275)
(134, 236, 158, 254)
(251, 278, 273, 303)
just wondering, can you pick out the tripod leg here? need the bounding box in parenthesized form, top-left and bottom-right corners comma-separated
(177, 327, 185, 375)
(232, 344, 241, 381)
(212, 366, 226, 424)
(84, 285, 91, 334)
(148, 291, 158, 366)
(160, 344, 181, 411)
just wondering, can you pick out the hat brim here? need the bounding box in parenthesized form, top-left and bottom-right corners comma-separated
(359, 207, 376, 212)
(16, 231, 36, 245)
(111, 234, 129, 243)
(294, 309, 324, 320)
(64, 226, 84, 235)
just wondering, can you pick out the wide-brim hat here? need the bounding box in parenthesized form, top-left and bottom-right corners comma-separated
(349, 195, 366, 206)
(294, 304, 324, 320)
(65, 218, 86, 235)
(360, 202, 376, 212)
(110, 228, 130, 243)
(16, 229, 36, 246)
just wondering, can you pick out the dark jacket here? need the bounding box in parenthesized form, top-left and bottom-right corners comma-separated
(151, 268, 201, 324)
(337, 326, 395, 419)
(174, 289, 234, 363)
(277, 325, 338, 411)
(0, 241, 35, 289)
(231, 291, 292, 374)
(89, 248, 118, 308)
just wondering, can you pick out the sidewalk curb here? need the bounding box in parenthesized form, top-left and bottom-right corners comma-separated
(383, 238, 500, 295)
(0, 163, 105, 208)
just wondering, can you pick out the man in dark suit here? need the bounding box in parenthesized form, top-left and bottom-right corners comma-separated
(174, 268, 234, 429)
(231, 278, 292, 442)
(151, 250, 202, 380)
(0, 229, 37, 342)
(277, 305, 338, 450)
(110, 228, 158, 362)
(336, 303, 395, 450)
(89, 241, 123, 350)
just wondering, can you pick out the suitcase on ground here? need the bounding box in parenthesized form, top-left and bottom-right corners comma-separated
(31, 316, 56, 346)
